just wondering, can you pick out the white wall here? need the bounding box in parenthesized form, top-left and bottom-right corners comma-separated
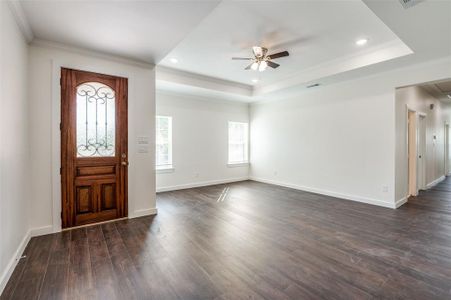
(0, 1, 31, 292)
(28, 44, 157, 232)
(250, 56, 451, 208)
(156, 91, 249, 191)
(395, 86, 451, 201)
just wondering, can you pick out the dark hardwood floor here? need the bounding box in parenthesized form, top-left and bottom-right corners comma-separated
(2, 179, 451, 299)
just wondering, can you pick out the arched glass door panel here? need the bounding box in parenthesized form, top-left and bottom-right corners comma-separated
(76, 82, 116, 157)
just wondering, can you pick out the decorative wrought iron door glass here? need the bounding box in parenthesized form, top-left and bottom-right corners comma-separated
(76, 82, 116, 157)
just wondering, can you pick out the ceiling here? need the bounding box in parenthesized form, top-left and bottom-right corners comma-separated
(421, 79, 451, 103)
(157, 0, 451, 101)
(18, 0, 220, 64)
(159, 0, 411, 87)
(12, 0, 451, 101)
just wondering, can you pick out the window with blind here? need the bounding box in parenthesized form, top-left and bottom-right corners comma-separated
(228, 121, 249, 164)
(156, 116, 172, 169)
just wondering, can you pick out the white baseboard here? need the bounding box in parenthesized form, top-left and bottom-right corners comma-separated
(156, 177, 249, 192)
(395, 196, 408, 208)
(397, 175, 447, 208)
(426, 175, 446, 189)
(0, 208, 158, 295)
(249, 177, 396, 209)
(30, 225, 54, 237)
(0, 230, 31, 295)
(130, 208, 158, 218)
(0, 223, 60, 294)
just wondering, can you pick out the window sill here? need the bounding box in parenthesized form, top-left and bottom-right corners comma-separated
(227, 162, 249, 168)
(156, 166, 175, 174)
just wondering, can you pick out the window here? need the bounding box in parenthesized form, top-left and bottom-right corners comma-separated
(228, 121, 249, 164)
(156, 116, 172, 170)
(76, 82, 116, 157)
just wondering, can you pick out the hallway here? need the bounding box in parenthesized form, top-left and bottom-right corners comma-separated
(406, 176, 451, 215)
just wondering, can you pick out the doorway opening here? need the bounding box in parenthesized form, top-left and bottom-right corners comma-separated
(445, 123, 449, 176)
(417, 114, 426, 191)
(407, 110, 426, 197)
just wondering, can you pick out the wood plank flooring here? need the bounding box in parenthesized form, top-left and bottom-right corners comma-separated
(2, 179, 451, 299)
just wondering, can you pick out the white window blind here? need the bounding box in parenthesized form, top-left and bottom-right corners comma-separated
(228, 121, 249, 164)
(156, 116, 172, 169)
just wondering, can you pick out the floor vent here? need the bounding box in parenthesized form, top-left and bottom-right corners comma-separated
(399, 0, 424, 9)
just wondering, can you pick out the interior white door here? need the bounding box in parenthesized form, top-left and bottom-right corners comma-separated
(417, 115, 426, 190)
(445, 124, 449, 176)
(408, 111, 417, 196)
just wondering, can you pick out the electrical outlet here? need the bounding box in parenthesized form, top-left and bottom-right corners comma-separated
(382, 185, 388, 193)
(194, 172, 199, 178)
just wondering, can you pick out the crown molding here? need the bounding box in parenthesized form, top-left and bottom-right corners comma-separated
(156, 88, 251, 105)
(7, 0, 33, 43)
(156, 79, 257, 103)
(254, 39, 413, 96)
(156, 66, 253, 97)
(31, 39, 155, 69)
(157, 38, 414, 99)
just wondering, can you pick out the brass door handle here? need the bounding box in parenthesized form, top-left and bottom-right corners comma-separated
(121, 161, 129, 166)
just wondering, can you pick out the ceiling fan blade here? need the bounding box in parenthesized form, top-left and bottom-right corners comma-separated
(267, 61, 280, 68)
(232, 57, 252, 60)
(268, 51, 289, 59)
(244, 63, 253, 70)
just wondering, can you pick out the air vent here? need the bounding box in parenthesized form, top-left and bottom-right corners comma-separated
(399, 0, 424, 9)
(307, 83, 320, 88)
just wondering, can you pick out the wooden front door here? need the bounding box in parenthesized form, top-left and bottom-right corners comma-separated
(61, 68, 128, 228)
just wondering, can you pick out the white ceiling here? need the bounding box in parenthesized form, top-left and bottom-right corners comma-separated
(13, 0, 451, 101)
(18, 0, 220, 64)
(159, 0, 411, 87)
(157, 0, 451, 101)
(421, 79, 451, 103)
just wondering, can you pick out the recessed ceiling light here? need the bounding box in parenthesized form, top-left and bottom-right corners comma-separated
(170, 58, 178, 64)
(355, 38, 368, 46)
(251, 79, 259, 83)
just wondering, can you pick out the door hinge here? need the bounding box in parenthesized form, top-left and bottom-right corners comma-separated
(61, 211, 63, 219)
(60, 77, 62, 86)
(60, 167, 62, 174)
(60, 123, 62, 130)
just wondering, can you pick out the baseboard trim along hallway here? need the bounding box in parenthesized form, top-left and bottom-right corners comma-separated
(249, 177, 396, 208)
(156, 177, 250, 192)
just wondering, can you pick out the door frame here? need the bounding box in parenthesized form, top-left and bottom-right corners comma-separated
(60, 68, 128, 228)
(50, 60, 133, 233)
(405, 105, 427, 198)
(445, 123, 449, 176)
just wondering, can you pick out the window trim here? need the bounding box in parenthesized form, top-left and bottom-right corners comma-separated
(156, 165, 175, 173)
(228, 121, 249, 165)
(156, 115, 173, 170)
(227, 162, 249, 168)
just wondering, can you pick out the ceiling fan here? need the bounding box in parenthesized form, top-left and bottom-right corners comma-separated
(232, 46, 289, 72)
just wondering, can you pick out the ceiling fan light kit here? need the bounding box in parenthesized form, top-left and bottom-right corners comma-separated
(232, 46, 289, 72)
